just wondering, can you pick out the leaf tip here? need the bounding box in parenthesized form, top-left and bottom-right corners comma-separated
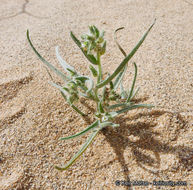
(26, 29, 30, 40)
(55, 165, 66, 171)
(55, 45, 59, 51)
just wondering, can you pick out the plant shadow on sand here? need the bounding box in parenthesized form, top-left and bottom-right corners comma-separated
(101, 109, 193, 190)
(81, 99, 192, 190)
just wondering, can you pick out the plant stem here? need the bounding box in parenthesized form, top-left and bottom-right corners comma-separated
(94, 88, 100, 102)
(97, 53, 102, 83)
(93, 53, 102, 102)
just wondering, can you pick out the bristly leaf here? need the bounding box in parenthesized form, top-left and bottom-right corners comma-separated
(75, 76, 89, 83)
(120, 82, 128, 99)
(101, 41, 106, 55)
(89, 65, 98, 77)
(113, 27, 128, 90)
(49, 81, 69, 97)
(87, 54, 97, 65)
(49, 82, 85, 116)
(102, 86, 106, 102)
(85, 76, 94, 93)
(130, 87, 140, 100)
(70, 31, 82, 47)
(96, 19, 156, 89)
(93, 26, 99, 38)
(98, 101, 105, 113)
(60, 120, 99, 140)
(44, 66, 54, 81)
(55, 128, 100, 171)
(89, 25, 95, 35)
(110, 80, 114, 90)
(99, 121, 120, 129)
(108, 103, 131, 109)
(55, 46, 75, 73)
(114, 27, 127, 57)
(113, 63, 128, 90)
(27, 30, 70, 82)
(127, 62, 137, 102)
(70, 31, 98, 65)
(76, 76, 94, 92)
(116, 104, 154, 115)
(71, 104, 86, 116)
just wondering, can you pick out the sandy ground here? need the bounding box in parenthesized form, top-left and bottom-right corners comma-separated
(0, 0, 193, 189)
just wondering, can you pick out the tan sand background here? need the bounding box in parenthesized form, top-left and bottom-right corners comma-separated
(0, 0, 192, 189)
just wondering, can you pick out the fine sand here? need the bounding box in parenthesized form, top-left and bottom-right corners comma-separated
(0, 0, 192, 189)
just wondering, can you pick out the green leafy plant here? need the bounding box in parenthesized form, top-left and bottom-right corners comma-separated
(27, 20, 156, 171)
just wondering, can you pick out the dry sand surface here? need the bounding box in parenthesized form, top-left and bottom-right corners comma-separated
(0, 0, 193, 189)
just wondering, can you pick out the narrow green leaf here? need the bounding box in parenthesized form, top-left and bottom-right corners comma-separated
(102, 86, 106, 102)
(100, 122, 119, 129)
(96, 20, 156, 89)
(108, 103, 129, 109)
(70, 31, 82, 47)
(49, 82, 86, 116)
(27, 30, 70, 82)
(116, 104, 154, 115)
(109, 123, 120, 128)
(70, 31, 98, 65)
(130, 87, 140, 100)
(60, 91, 67, 100)
(55, 128, 100, 171)
(60, 120, 99, 140)
(89, 26, 95, 35)
(93, 26, 99, 38)
(97, 56, 102, 83)
(120, 82, 128, 99)
(49, 81, 69, 97)
(71, 104, 86, 116)
(127, 62, 137, 102)
(87, 54, 97, 65)
(75, 76, 88, 83)
(66, 68, 77, 76)
(44, 66, 54, 81)
(98, 101, 105, 113)
(55, 46, 75, 73)
(114, 27, 127, 57)
(76, 76, 94, 93)
(113, 27, 129, 90)
(113, 27, 128, 90)
(100, 30, 105, 38)
(110, 80, 114, 90)
(114, 64, 128, 90)
(108, 111, 118, 118)
(89, 65, 98, 77)
(86, 77, 94, 93)
(79, 92, 89, 98)
(100, 41, 106, 55)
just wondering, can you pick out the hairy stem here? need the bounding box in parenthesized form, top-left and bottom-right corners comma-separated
(97, 53, 102, 83)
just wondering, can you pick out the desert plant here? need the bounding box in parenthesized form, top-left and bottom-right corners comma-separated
(27, 20, 155, 171)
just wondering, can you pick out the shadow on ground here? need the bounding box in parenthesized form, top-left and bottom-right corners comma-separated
(101, 109, 192, 189)
(80, 98, 192, 189)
